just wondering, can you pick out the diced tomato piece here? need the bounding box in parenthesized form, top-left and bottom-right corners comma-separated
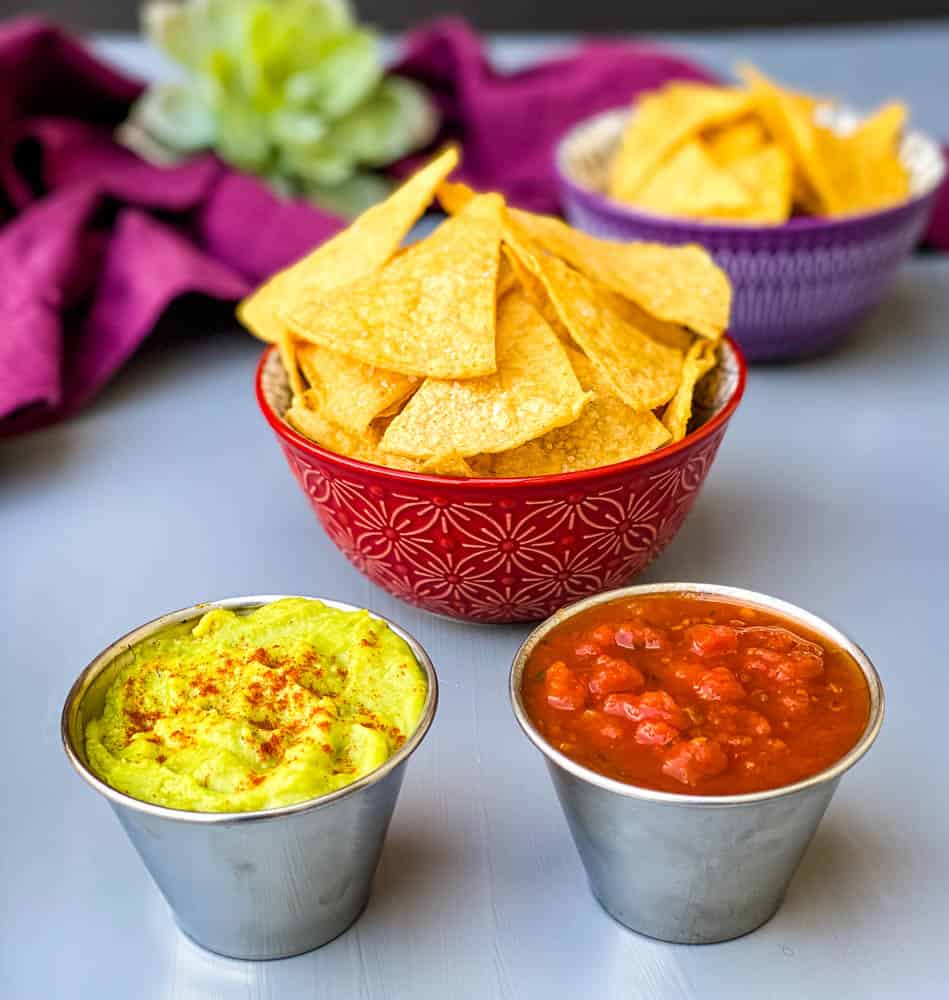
(602, 690, 689, 730)
(741, 626, 796, 652)
(580, 710, 626, 743)
(666, 660, 706, 689)
(588, 655, 645, 696)
(589, 624, 616, 646)
(694, 667, 746, 703)
(545, 661, 586, 711)
(778, 688, 811, 716)
(662, 738, 728, 786)
(742, 710, 772, 736)
(614, 623, 666, 650)
(687, 624, 739, 657)
(573, 641, 601, 660)
(785, 650, 824, 682)
(745, 647, 823, 687)
(634, 720, 679, 746)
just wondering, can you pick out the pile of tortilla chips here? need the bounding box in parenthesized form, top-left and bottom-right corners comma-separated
(239, 148, 731, 478)
(608, 65, 911, 223)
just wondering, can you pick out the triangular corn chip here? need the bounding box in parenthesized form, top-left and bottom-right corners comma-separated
(380, 289, 590, 458)
(296, 343, 419, 435)
(727, 143, 793, 223)
(704, 117, 769, 165)
(631, 140, 754, 219)
(237, 146, 458, 343)
(440, 181, 730, 339)
(738, 65, 837, 214)
(282, 193, 503, 378)
(662, 339, 718, 442)
(504, 232, 683, 411)
(608, 83, 753, 202)
(493, 349, 671, 476)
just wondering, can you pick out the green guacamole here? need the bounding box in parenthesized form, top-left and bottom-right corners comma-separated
(85, 599, 427, 812)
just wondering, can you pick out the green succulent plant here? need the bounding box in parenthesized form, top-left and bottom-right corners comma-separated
(125, 0, 438, 215)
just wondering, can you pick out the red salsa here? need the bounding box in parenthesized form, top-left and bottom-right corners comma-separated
(521, 593, 870, 795)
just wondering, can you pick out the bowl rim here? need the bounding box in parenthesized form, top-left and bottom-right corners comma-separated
(509, 582, 885, 808)
(61, 595, 439, 825)
(254, 337, 747, 487)
(556, 105, 948, 235)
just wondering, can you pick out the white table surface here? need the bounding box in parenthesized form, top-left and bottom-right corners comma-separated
(4, 25, 949, 1000)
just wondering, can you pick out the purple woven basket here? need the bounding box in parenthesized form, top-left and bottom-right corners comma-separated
(556, 108, 946, 362)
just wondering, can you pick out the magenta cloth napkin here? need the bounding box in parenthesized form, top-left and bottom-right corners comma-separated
(2, 16, 947, 435)
(0, 18, 344, 435)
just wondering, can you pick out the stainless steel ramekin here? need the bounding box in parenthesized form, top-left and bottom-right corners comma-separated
(510, 583, 884, 944)
(62, 595, 438, 960)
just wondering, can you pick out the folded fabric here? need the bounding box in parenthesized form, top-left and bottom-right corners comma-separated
(1, 16, 946, 435)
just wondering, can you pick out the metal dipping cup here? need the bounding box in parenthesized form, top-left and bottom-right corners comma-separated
(62, 596, 438, 960)
(510, 583, 884, 945)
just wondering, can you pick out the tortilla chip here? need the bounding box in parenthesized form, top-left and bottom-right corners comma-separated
(608, 83, 753, 202)
(705, 117, 769, 165)
(738, 65, 837, 215)
(496, 255, 518, 298)
(500, 245, 570, 341)
(630, 140, 755, 219)
(380, 289, 591, 459)
(813, 103, 909, 215)
(238, 147, 458, 343)
(662, 339, 718, 442)
(417, 454, 477, 477)
(600, 290, 695, 352)
(437, 179, 475, 215)
(296, 343, 419, 434)
(286, 392, 421, 472)
(493, 349, 671, 477)
(727, 143, 793, 223)
(283, 193, 503, 378)
(504, 233, 684, 411)
(436, 187, 730, 339)
(506, 208, 730, 339)
(277, 327, 306, 397)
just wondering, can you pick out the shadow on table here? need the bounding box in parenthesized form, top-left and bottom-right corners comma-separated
(780, 260, 948, 372)
(781, 814, 892, 924)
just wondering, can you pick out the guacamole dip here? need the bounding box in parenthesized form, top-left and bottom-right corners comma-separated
(84, 599, 427, 812)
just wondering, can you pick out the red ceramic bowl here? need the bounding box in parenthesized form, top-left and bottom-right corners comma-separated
(255, 340, 746, 623)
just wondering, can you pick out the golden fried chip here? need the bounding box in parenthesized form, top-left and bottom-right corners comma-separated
(238, 147, 459, 343)
(437, 179, 475, 215)
(738, 65, 836, 215)
(283, 193, 503, 378)
(704, 117, 769, 165)
(662, 338, 718, 442)
(493, 349, 671, 477)
(506, 208, 730, 339)
(599, 289, 695, 352)
(504, 234, 684, 411)
(417, 454, 477, 477)
(727, 143, 793, 223)
(813, 102, 909, 215)
(286, 392, 421, 471)
(277, 327, 306, 397)
(608, 83, 753, 202)
(496, 255, 518, 298)
(630, 140, 754, 219)
(380, 289, 591, 459)
(296, 343, 419, 435)
(436, 186, 730, 339)
(500, 245, 570, 341)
